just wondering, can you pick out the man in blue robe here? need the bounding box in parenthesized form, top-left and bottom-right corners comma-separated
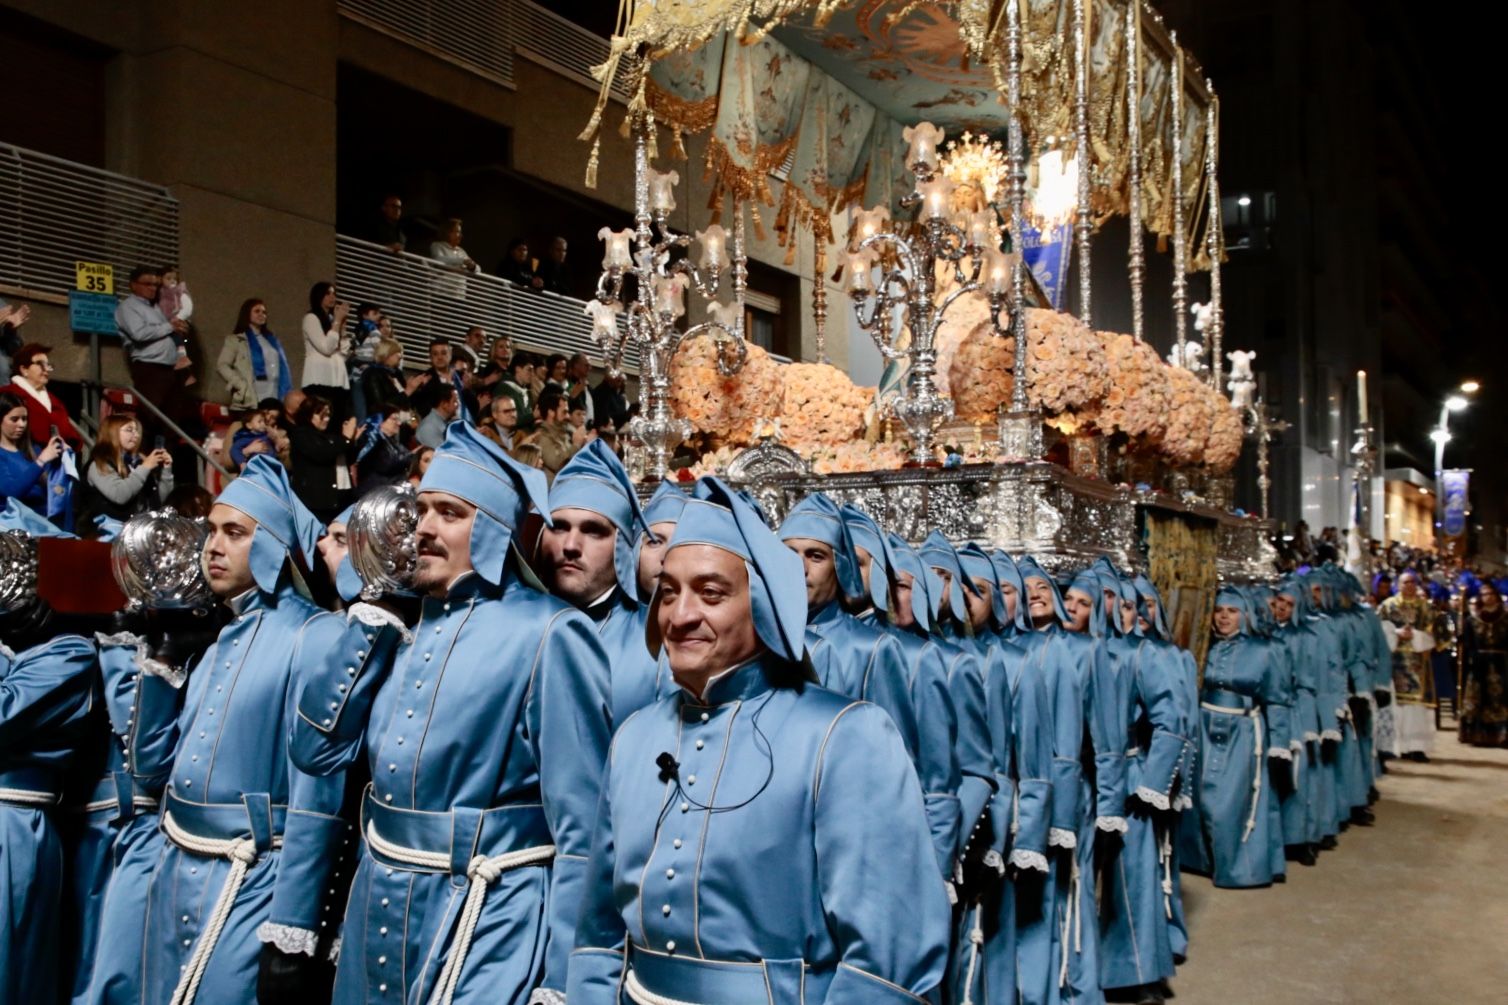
(1271, 578, 1325, 863)
(779, 494, 917, 754)
(290, 423, 613, 1004)
(1245, 584, 1294, 883)
(0, 530, 98, 1005)
(1306, 569, 1364, 837)
(541, 440, 662, 727)
(121, 456, 349, 1004)
(568, 477, 950, 1004)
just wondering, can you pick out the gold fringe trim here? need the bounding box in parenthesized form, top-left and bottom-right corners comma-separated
(645, 77, 719, 136)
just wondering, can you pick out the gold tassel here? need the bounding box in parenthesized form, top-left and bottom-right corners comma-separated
(646, 110, 658, 160)
(584, 136, 601, 189)
(750, 203, 766, 241)
(671, 125, 687, 160)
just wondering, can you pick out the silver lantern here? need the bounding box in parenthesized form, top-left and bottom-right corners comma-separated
(346, 484, 418, 600)
(111, 510, 213, 610)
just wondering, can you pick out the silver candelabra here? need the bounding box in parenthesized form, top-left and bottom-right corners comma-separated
(592, 121, 748, 481)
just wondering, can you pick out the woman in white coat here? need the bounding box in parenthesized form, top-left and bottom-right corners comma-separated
(301, 281, 351, 419)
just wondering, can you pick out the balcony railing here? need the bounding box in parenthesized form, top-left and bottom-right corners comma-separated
(0, 141, 179, 299)
(335, 234, 637, 371)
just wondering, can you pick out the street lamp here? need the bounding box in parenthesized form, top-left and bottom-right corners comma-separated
(1433, 385, 1478, 552)
(1461, 380, 1481, 394)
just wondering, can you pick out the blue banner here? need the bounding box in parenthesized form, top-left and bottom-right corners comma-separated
(1442, 469, 1470, 539)
(1020, 221, 1073, 311)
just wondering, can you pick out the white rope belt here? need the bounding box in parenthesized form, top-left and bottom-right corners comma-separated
(363, 820, 555, 1005)
(625, 969, 700, 1005)
(163, 810, 283, 1005)
(960, 904, 986, 1005)
(1158, 825, 1174, 920)
(0, 787, 58, 808)
(1058, 852, 1083, 988)
(1244, 712, 1264, 844)
(77, 795, 159, 814)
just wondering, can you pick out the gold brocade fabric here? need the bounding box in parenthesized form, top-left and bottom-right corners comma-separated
(1143, 509, 1219, 675)
(1378, 594, 1437, 705)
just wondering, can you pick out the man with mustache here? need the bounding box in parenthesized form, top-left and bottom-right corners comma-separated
(290, 423, 613, 1004)
(121, 456, 350, 1005)
(538, 440, 661, 726)
(569, 477, 950, 1004)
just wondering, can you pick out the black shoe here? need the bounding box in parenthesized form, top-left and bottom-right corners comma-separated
(1319, 835, 1339, 850)
(1350, 808, 1375, 827)
(1368, 786, 1380, 804)
(1273, 873, 1287, 884)
(1407, 751, 1430, 763)
(1286, 844, 1318, 866)
(1136, 983, 1168, 1005)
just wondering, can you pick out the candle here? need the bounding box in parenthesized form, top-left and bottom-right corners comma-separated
(1357, 369, 1368, 425)
(846, 250, 876, 292)
(648, 167, 680, 213)
(852, 205, 890, 246)
(583, 299, 621, 338)
(917, 176, 955, 220)
(654, 273, 688, 318)
(707, 300, 741, 331)
(598, 227, 633, 269)
(695, 224, 727, 270)
(984, 248, 1011, 295)
(902, 121, 946, 172)
(967, 209, 997, 249)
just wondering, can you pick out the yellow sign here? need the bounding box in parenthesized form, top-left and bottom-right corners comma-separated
(75, 261, 114, 294)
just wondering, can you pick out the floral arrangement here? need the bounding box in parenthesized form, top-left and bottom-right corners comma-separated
(686, 444, 743, 478)
(779, 362, 871, 450)
(1159, 365, 1217, 466)
(1203, 403, 1245, 473)
(947, 307, 1110, 421)
(948, 318, 1015, 421)
(1094, 332, 1171, 442)
(669, 338, 782, 444)
(809, 441, 909, 475)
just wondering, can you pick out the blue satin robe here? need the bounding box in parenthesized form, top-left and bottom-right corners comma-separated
(861, 612, 962, 882)
(1192, 636, 1275, 888)
(1274, 619, 1323, 846)
(588, 588, 665, 730)
(807, 602, 919, 761)
(1, 634, 97, 1005)
(128, 585, 350, 1003)
(1099, 638, 1186, 991)
(567, 657, 951, 1004)
(1308, 613, 1351, 835)
(291, 569, 612, 1004)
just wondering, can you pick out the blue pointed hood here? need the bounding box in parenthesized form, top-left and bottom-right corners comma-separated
(1214, 583, 1254, 636)
(958, 543, 1005, 625)
(1132, 573, 1170, 639)
(1275, 575, 1313, 623)
(840, 503, 892, 613)
(1016, 554, 1068, 627)
(419, 422, 552, 586)
(329, 503, 364, 603)
(989, 550, 1029, 631)
(886, 532, 936, 631)
(1117, 575, 1144, 637)
(778, 493, 864, 603)
(919, 530, 979, 625)
(651, 476, 807, 663)
(549, 439, 650, 600)
(1067, 568, 1111, 638)
(643, 480, 689, 528)
(216, 455, 322, 593)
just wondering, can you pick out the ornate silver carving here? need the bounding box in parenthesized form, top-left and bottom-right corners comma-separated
(110, 511, 212, 610)
(346, 484, 419, 600)
(0, 531, 38, 613)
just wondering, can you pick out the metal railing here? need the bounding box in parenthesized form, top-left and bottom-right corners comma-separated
(0, 141, 179, 299)
(335, 234, 637, 371)
(339, 0, 516, 86)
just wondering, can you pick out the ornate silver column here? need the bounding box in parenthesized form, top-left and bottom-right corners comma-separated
(1204, 84, 1225, 393)
(1125, 1, 1145, 342)
(1170, 34, 1188, 366)
(1073, 0, 1093, 325)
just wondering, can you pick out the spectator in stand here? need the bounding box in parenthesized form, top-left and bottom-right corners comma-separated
(498, 237, 543, 290)
(592, 369, 630, 432)
(1, 343, 82, 452)
(430, 218, 480, 303)
(229, 408, 277, 469)
(415, 384, 459, 449)
(564, 352, 595, 424)
(543, 353, 570, 394)
(217, 298, 293, 410)
(538, 236, 572, 296)
(373, 193, 408, 253)
(287, 393, 359, 523)
(301, 281, 352, 419)
(510, 440, 545, 471)
(157, 265, 196, 386)
(414, 337, 472, 421)
(0, 298, 32, 383)
(454, 325, 488, 370)
(362, 338, 429, 416)
(113, 266, 196, 434)
(78, 412, 174, 529)
(354, 404, 412, 497)
(165, 483, 214, 519)
(496, 354, 536, 433)
(479, 394, 520, 451)
(259, 397, 293, 464)
(0, 390, 65, 517)
(406, 446, 434, 486)
(346, 302, 385, 419)
(534, 385, 582, 479)
(478, 334, 512, 392)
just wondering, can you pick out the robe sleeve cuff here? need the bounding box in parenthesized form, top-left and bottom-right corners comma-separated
(528, 991, 567, 1005)
(138, 652, 187, 689)
(1096, 815, 1129, 835)
(1048, 827, 1077, 849)
(255, 922, 318, 957)
(1267, 746, 1293, 761)
(1134, 786, 1172, 811)
(1010, 848, 1050, 874)
(1320, 729, 1343, 742)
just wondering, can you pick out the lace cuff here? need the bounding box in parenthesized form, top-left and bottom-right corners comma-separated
(1267, 746, 1293, 761)
(138, 653, 187, 689)
(94, 630, 146, 648)
(1096, 815, 1129, 835)
(328, 936, 342, 964)
(1320, 729, 1343, 742)
(1174, 793, 1194, 812)
(528, 991, 567, 1005)
(983, 849, 1005, 875)
(0, 641, 13, 660)
(1048, 827, 1077, 850)
(347, 602, 413, 643)
(256, 922, 318, 956)
(946, 882, 958, 906)
(1009, 848, 1050, 874)
(1134, 786, 1172, 811)
(1303, 731, 1320, 743)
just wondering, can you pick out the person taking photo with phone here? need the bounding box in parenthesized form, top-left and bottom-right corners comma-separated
(77, 412, 175, 530)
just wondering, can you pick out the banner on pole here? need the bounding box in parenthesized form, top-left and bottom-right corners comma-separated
(1442, 469, 1470, 542)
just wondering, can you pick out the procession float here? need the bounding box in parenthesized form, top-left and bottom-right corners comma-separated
(577, 0, 1314, 663)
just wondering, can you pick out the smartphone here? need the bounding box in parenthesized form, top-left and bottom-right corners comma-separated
(49, 424, 60, 441)
(153, 435, 166, 452)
